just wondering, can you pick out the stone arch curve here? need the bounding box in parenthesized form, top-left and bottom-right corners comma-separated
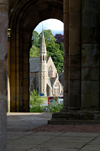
(8, 0, 63, 112)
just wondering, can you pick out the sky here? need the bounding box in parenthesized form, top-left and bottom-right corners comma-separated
(34, 19, 64, 36)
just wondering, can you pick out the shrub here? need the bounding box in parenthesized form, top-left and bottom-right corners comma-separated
(30, 90, 44, 112)
(30, 90, 63, 113)
(44, 102, 63, 113)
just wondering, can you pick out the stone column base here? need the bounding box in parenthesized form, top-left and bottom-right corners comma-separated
(48, 110, 100, 125)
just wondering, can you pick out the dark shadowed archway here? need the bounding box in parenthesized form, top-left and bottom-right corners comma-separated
(8, 0, 63, 112)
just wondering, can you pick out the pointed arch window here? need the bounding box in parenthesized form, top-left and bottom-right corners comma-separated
(48, 65, 53, 77)
(54, 82, 60, 95)
(43, 55, 44, 61)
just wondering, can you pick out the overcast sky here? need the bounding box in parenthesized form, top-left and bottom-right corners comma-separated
(34, 19, 64, 36)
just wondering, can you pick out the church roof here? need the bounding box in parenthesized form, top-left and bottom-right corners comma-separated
(30, 57, 50, 72)
(30, 58, 40, 72)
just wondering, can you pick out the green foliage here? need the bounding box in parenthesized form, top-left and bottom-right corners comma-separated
(53, 95, 58, 102)
(40, 29, 56, 44)
(60, 42, 64, 51)
(32, 31, 40, 48)
(30, 29, 64, 72)
(47, 102, 63, 113)
(30, 90, 63, 113)
(30, 90, 43, 112)
(47, 41, 64, 72)
(30, 45, 39, 57)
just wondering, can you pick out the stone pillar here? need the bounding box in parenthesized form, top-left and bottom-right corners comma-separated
(62, 0, 69, 111)
(81, 0, 100, 109)
(62, 0, 81, 110)
(9, 30, 29, 112)
(0, 0, 8, 150)
(7, 29, 11, 112)
(48, 0, 100, 124)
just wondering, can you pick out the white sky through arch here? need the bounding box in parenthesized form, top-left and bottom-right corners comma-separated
(34, 19, 64, 36)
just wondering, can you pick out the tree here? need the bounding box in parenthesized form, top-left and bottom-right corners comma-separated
(39, 30, 56, 45)
(60, 42, 64, 52)
(30, 45, 39, 57)
(30, 30, 64, 72)
(55, 34, 64, 45)
(47, 40, 64, 72)
(32, 31, 40, 48)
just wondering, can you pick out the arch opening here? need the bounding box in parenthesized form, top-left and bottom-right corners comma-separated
(8, 0, 63, 112)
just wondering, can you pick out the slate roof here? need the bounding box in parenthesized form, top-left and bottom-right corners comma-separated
(30, 58, 40, 72)
(30, 57, 49, 72)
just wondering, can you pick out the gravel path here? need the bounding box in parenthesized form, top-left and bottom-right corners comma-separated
(26, 124, 100, 133)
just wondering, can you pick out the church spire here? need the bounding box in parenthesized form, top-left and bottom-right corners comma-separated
(39, 31, 47, 54)
(39, 31, 47, 96)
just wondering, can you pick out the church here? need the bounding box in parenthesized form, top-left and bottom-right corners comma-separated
(30, 32, 63, 96)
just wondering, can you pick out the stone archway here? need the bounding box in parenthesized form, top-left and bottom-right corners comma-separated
(8, 0, 63, 112)
(1, 0, 100, 150)
(8, 0, 100, 117)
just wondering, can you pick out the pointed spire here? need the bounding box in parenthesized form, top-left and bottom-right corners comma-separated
(39, 31, 47, 53)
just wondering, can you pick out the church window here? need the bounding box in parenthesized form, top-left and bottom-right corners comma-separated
(54, 82, 59, 87)
(54, 82, 60, 95)
(31, 85, 33, 91)
(48, 65, 53, 77)
(43, 55, 44, 61)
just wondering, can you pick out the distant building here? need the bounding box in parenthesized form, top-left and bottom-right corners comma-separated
(30, 32, 63, 96)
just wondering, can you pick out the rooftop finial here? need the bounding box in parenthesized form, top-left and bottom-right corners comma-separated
(42, 22, 44, 32)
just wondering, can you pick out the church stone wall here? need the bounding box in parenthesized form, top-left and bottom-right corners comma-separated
(47, 57, 57, 78)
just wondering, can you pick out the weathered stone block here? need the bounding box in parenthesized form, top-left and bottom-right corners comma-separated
(0, 5, 8, 59)
(82, 0, 98, 11)
(69, 56, 80, 68)
(82, 68, 99, 80)
(64, 55, 69, 68)
(82, 44, 99, 67)
(68, 94, 81, 108)
(11, 64, 15, 71)
(0, 100, 7, 150)
(0, 0, 8, 4)
(23, 86, 29, 93)
(81, 80, 99, 109)
(69, 12, 81, 28)
(10, 47, 15, 56)
(81, 94, 99, 109)
(82, 27, 98, 44)
(64, 29, 69, 49)
(69, 80, 81, 95)
(64, 68, 69, 81)
(10, 86, 15, 94)
(23, 64, 29, 71)
(69, 0, 81, 12)
(23, 94, 29, 100)
(24, 57, 29, 63)
(69, 44, 80, 55)
(81, 81, 99, 95)
(23, 79, 29, 86)
(63, 0, 69, 14)
(23, 72, 29, 78)
(82, 11, 97, 27)
(16, 64, 19, 71)
(11, 57, 16, 64)
(69, 68, 80, 80)
(64, 14, 69, 30)
(69, 28, 80, 44)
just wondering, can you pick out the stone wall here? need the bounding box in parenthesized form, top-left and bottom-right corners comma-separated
(0, 0, 8, 150)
